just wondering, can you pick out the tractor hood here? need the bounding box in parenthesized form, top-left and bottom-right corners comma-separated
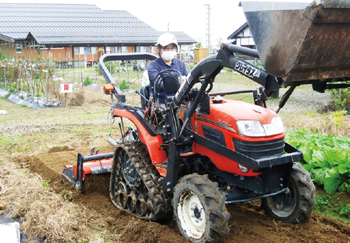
(207, 99, 278, 125)
(196, 99, 283, 138)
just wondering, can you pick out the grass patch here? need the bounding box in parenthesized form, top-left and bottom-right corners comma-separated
(281, 112, 349, 137)
(225, 93, 255, 103)
(315, 192, 350, 223)
(12, 145, 32, 152)
(42, 181, 50, 188)
(0, 136, 27, 146)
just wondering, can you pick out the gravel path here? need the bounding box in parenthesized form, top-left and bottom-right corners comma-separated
(267, 89, 331, 113)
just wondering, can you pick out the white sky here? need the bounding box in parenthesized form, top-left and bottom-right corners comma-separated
(0, 0, 312, 47)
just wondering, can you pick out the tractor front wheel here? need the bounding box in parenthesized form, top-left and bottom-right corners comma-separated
(173, 173, 230, 243)
(262, 162, 316, 223)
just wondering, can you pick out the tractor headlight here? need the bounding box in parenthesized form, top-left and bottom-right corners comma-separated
(264, 117, 285, 136)
(236, 120, 265, 137)
(236, 117, 285, 137)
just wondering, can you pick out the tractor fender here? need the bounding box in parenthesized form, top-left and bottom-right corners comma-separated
(113, 108, 167, 165)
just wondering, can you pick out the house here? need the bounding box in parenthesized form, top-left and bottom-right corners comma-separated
(227, 22, 255, 49)
(0, 34, 14, 43)
(0, 3, 196, 62)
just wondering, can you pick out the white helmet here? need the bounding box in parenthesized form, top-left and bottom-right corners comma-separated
(156, 33, 178, 49)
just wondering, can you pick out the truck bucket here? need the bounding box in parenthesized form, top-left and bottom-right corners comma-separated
(240, 0, 350, 84)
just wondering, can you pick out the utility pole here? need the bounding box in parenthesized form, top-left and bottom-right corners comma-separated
(204, 4, 212, 56)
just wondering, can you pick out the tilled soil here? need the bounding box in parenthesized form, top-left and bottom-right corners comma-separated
(16, 146, 350, 243)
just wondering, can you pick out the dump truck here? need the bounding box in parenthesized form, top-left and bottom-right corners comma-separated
(62, 1, 350, 242)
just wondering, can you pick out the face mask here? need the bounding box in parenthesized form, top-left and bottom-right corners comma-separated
(161, 51, 176, 61)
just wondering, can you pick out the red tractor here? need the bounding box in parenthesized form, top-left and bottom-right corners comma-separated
(62, 1, 350, 242)
(64, 47, 315, 242)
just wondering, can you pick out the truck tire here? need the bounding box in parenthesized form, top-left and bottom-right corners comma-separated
(262, 162, 316, 223)
(173, 173, 230, 243)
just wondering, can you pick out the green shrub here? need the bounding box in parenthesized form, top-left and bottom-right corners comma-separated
(195, 43, 202, 48)
(8, 83, 16, 92)
(330, 86, 350, 110)
(94, 65, 102, 75)
(95, 61, 118, 75)
(83, 76, 92, 86)
(34, 72, 40, 79)
(119, 79, 130, 90)
(0, 50, 5, 60)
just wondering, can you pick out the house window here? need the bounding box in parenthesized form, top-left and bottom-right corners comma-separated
(86, 47, 91, 54)
(16, 44, 22, 53)
(79, 47, 84, 54)
(121, 46, 127, 53)
(91, 47, 97, 54)
(74, 47, 79, 55)
(136, 46, 147, 53)
(106, 46, 116, 54)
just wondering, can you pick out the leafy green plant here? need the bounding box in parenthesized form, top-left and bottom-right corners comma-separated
(34, 72, 40, 79)
(314, 194, 350, 223)
(8, 83, 16, 92)
(339, 204, 350, 215)
(286, 128, 350, 194)
(330, 87, 350, 110)
(94, 65, 102, 75)
(42, 181, 50, 188)
(332, 110, 347, 127)
(95, 61, 118, 75)
(0, 50, 5, 60)
(119, 79, 130, 90)
(60, 189, 73, 201)
(195, 42, 202, 48)
(83, 76, 92, 86)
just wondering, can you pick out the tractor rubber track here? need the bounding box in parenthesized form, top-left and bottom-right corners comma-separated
(111, 142, 171, 221)
(133, 142, 173, 218)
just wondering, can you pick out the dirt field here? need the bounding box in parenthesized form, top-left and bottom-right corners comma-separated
(14, 146, 349, 243)
(1, 81, 349, 242)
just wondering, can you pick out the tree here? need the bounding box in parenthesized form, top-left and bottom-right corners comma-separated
(195, 42, 202, 48)
(216, 36, 224, 49)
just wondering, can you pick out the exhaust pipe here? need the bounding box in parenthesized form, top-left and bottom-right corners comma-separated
(127, 191, 137, 212)
(135, 198, 149, 216)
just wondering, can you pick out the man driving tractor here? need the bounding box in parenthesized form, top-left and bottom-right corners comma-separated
(147, 33, 188, 104)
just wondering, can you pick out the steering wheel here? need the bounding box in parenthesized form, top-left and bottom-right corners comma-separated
(153, 69, 182, 104)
